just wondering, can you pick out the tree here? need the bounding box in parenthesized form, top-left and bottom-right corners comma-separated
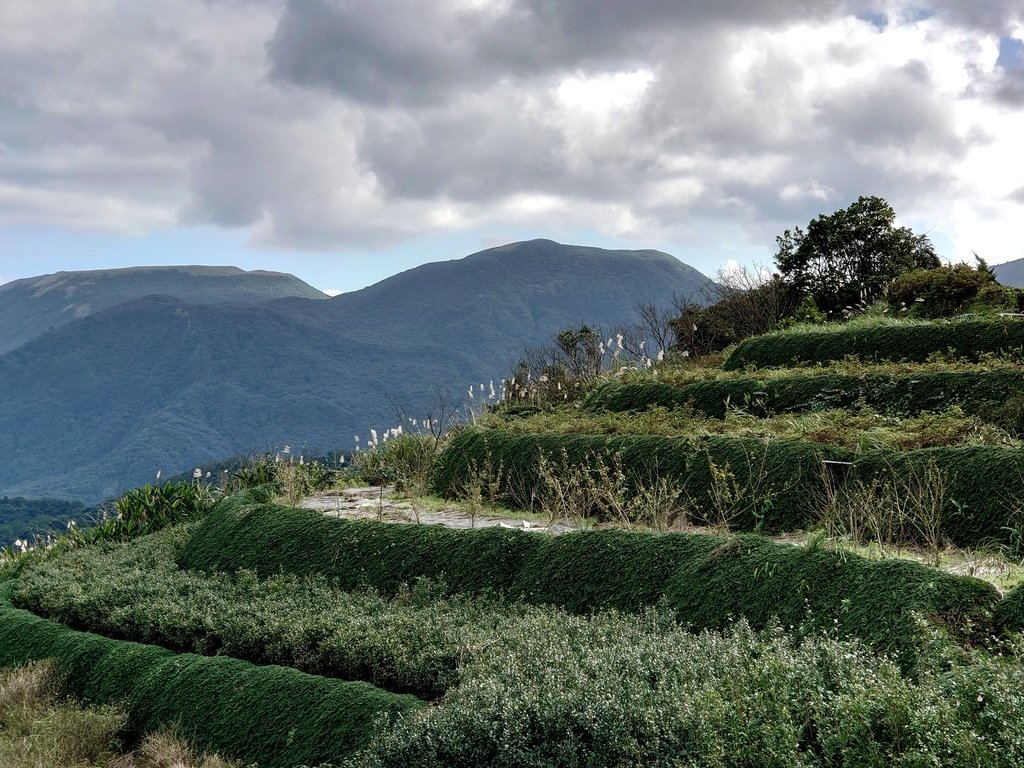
(774, 196, 939, 314)
(670, 266, 798, 357)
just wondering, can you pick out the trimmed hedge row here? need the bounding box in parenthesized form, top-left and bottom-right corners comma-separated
(0, 594, 423, 768)
(583, 369, 1024, 425)
(428, 429, 852, 532)
(723, 318, 1024, 370)
(431, 429, 1024, 551)
(854, 446, 1024, 550)
(996, 586, 1024, 632)
(177, 497, 999, 665)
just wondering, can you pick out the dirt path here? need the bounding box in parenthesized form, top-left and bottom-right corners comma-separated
(299, 486, 578, 532)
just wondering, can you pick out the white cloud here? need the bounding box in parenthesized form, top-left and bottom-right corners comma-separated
(0, 0, 1021, 265)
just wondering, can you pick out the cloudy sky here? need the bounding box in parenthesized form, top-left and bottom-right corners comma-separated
(0, 0, 1022, 293)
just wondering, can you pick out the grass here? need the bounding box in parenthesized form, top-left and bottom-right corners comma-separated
(0, 661, 237, 768)
(9, 519, 1024, 767)
(484, 403, 1019, 452)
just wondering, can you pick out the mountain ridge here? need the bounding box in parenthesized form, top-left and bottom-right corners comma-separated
(0, 265, 327, 354)
(0, 240, 712, 501)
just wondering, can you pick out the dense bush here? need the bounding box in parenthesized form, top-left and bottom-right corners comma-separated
(722, 317, 1024, 370)
(348, 617, 1024, 768)
(14, 525, 520, 698)
(995, 585, 1024, 633)
(853, 446, 1024, 552)
(886, 264, 994, 318)
(428, 428, 851, 532)
(176, 497, 998, 665)
(583, 369, 1024, 433)
(0, 594, 423, 768)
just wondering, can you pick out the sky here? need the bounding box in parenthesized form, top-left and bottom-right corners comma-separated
(1, 0, 1022, 295)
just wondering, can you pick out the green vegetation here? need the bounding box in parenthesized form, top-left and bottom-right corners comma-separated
(0, 661, 237, 768)
(429, 428, 850, 532)
(722, 316, 1024, 370)
(774, 195, 939, 313)
(175, 497, 998, 664)
(0, 592, 423, 768)
(10, 512, 1024, 767)
(348, 617, 1024, 768)
(583, 368, 1024, 435)
(0, 497, 92, 547)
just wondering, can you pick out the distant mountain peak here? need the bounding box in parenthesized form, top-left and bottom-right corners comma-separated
(0, 264, 326, 354)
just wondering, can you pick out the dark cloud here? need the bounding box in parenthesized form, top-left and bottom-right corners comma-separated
(1, 0, 1021, 259)
(266, 0, 845, 105)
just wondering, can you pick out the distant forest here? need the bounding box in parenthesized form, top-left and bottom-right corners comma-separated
(0, 497, 94, 546)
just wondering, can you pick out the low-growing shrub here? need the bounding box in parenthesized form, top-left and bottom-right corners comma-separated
(0, 597, 423, 768)
(723, 317, 1024, 370)
(995, 585, 1024, 633)
(853, 446, 1024, 553)
(176, 497, 999, 666)
(354, 433, 439, 493)
(429, 429, 851, 532)
(347, 617, 1024, 768)
(584, 369, 1024, 433)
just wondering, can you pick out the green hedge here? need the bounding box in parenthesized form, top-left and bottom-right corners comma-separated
(995, 585, 1024, 633)
(853, 446, 1024, 551)
(428, 429, 852, 532)
(0, 595, 423, 768)
(177, 497, 998, 666)
(584, 370, 1024, 428)
(723, 318, 1024, 370)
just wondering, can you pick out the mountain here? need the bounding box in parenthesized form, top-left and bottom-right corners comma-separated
(0, 240, 712, 501)
(994, 258, 1024, 289)
(0, 265, 327, 354)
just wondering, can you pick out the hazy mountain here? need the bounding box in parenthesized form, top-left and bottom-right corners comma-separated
(0, 240, 711, 501)
(0, 265, 327, 354)
(994, 258, 1024, 289)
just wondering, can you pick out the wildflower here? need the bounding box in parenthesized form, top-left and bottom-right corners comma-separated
(682, 350, 690, 358)
(468, 387, 474, 399)
(370, 429, 378, 443)
(339, 454, 345, 464)
(156, 469, 161, 481)
(657, 349, 665, 362)
(424, 419, 432, 431)
(193, 468, 202, 480)
(598, 342, 605, 355)
(354, 435, 360, 443)
(615, 333, 624, 349)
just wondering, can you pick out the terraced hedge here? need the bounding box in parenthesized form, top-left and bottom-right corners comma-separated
(723, 318, 1024, 370)
(996, 586, 1024, 633)
(435, 428, 1024, 550)
(178, 497, 999, 664)
(428, 429, 852, 532)
(583, 369, 1024, 426)
(854, 446, 1024, 550)
(0, 594, 423, 768)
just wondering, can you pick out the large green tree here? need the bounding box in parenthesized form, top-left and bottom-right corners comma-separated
(774, 196, 939, 314)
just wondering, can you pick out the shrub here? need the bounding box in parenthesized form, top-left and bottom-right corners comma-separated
(429, 428, 851, 532)
(853, 446, 1024, 553)
(723, 317, 1024, 370)
(995, 585, 1024, 633)
(176, 497, 998, 666)
(354, 433, 438, 493)
(0, 597, 423, 768)
(886, 264, 994, 318)
(348, 617, 1024, 768)
(584, 369, 1024, 433)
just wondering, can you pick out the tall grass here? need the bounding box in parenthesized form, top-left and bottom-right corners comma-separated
(0, 661, 236, 768)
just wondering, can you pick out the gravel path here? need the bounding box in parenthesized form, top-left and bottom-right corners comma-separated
(299, 486, 578, 532)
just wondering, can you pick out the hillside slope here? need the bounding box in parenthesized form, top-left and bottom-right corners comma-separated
(0, 240, 711, 501)
(0, 265, 327, 354)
